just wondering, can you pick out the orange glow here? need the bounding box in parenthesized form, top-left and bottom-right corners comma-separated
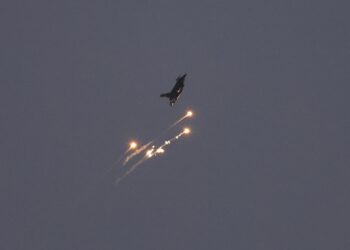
(129, 141, 138, 149)
(183, 127, 191, 134)
(186, 110, 193, 117)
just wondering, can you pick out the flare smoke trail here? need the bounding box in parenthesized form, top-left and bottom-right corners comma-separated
(106, 141, 138, 172)
(121, 111, 192, 166)
(152, 110, 193, 142)
(167, 110, 193, 130)
(115, 148, 160, 185)
(115, 127, 191, 185)
(118, 141, 137, 162)
(123, 142, 152, 165)
(115, 158, 142, 185)
(156, 127, 191, 149)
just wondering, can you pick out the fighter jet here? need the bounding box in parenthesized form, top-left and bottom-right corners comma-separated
(160, 74, 187, 106)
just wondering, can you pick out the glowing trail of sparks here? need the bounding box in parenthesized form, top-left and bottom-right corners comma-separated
(158, 127, 191, 148)
(106, 141, 139, 172)
(121, 111, 191, 165)
(115, 159, 142, 185)
(121, 110, 193, 166)
(118, 141, 138, 160)
(168, 110, 194, 130)
(168, 116, 186, 129)
(116, 154, 150, 185)
(115, 145, 167, 185)
(117, 141, 138, 160)
(141, 128, 191, 163)
(116, 127, 191, 185)
(123, 141, 152, 165)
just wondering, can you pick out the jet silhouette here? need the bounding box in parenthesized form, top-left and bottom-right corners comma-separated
(160, 74, 186, 106)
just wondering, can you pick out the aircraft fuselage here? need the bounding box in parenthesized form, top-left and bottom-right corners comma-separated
(160, 74, 187, 106)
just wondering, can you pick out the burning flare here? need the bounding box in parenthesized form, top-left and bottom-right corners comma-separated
(186, 110, 193, 117)
(183, 127, 191, 134)
(129, 141, 138, 149)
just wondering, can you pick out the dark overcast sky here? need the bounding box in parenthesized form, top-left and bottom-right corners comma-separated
(1, 1, 349, 249)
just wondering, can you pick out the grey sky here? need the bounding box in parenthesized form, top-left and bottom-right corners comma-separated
(1, 1, 349, 249)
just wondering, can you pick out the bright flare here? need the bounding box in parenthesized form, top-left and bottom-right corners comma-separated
(123, 142, 152, 165)
(146, 149, 154, 158)
(183, 127, 191, 134)
(156, 148, 165, 154)
(186, 110, 193, 117)
(129, 141, 138, 149)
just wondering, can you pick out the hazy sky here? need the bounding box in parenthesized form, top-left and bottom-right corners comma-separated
(1, 1, 349, 249)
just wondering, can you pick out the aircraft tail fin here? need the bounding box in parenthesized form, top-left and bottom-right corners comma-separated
(160, 93, 171, 98)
